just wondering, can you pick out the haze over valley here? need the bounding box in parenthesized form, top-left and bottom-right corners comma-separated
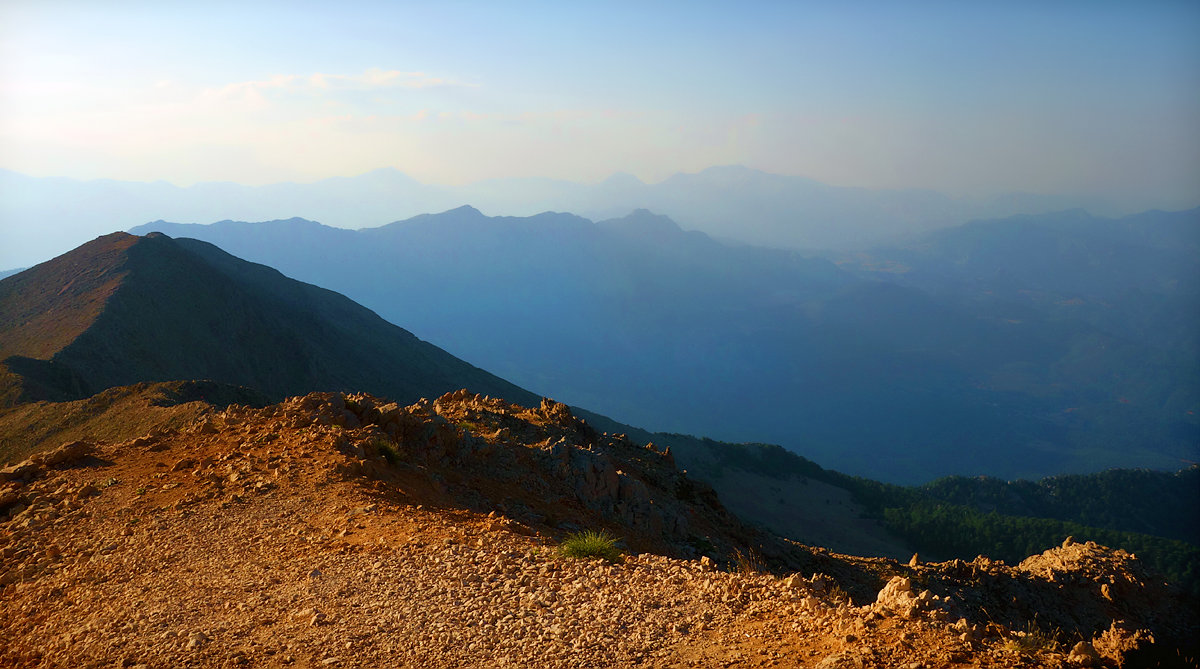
(0, 165, 1105, 271)
(2, 2, 1199, 665)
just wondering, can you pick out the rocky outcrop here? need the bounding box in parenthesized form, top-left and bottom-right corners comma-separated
(873, 575, 950, 620)
(263, 390, 741, 559)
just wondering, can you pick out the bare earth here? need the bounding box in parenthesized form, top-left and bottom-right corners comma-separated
(1, 391, 1194, 667)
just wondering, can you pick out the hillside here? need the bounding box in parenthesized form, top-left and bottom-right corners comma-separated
(132, 208, 1200, 482)
(2, 389, 1195, 667)
(673, 437, 1200, 598)
(0, 232, 538, 409)
(917, 469, 1200, 546)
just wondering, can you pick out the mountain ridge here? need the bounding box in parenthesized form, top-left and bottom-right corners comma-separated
(1, 165, 1120, 270)
(0, 231, 539, 409)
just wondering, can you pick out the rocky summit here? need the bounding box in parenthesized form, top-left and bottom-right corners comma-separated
(2, 389, 1194, 667)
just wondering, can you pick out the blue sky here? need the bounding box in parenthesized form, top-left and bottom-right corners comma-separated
(2, 1, 1198, 210)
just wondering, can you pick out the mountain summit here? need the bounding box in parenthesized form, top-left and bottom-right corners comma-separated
(0, 232, 538, 407)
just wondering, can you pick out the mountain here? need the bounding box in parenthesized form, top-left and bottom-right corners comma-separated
(1, 233, 1196, 664)
(0, 231, 538, 408)
(0, 230, 911, 560)
(0, 166, 1112, 270)
(132, 208, 1200, 483)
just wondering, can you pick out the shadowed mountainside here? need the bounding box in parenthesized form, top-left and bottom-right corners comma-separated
(0, 232, 539, 409)
(132, 207, 1200, 483)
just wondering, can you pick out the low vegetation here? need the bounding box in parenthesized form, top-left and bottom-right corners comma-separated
(1003, 616, 1061, 655)
(684, 438, 1200, 597)
(369, 436, 401, 465)
(558, 530, 623, 564)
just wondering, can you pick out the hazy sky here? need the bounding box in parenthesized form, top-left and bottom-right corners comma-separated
(2, 1, 1198, 210)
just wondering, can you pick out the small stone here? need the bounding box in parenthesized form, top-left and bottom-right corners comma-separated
(908, 553, 919, 567)
(1068, 641, 1100, 666)
(171, 458, 196, 473)
(186, 631, 208, 649)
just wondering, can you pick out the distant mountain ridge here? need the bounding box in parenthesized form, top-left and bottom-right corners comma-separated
(0, 165, 1110, 270)
(132, 207, 1200, 483)
(0, 231, 538, 408)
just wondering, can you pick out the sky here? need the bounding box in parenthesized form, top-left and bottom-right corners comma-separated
(1, 1, 1198, 211)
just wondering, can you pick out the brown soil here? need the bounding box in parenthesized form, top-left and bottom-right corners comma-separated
(1, 391, 1194, 668)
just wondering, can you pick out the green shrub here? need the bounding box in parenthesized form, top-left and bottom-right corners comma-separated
(558, 530, 623, 563)
(730, 547, 765, 574)
(370, 436, 400, 465)
(1003, 616, 1060, 654)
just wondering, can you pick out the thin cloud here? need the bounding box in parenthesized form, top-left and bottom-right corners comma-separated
(207, 68, 477, 101)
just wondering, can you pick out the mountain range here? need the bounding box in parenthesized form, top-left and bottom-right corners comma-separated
(2, 229, 1197, 601)
(130, 206, 1200, 483)
(0, 166, 1105, 271)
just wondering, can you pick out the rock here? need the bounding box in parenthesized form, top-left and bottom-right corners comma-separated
(171, 458, 196, 473)
(186, 631, 208, 649)
(815, 651, 871, 668)
(35, 441, 94, 467)
(0, 462, 38, 483)
(1068, 640, 1100, 666)
(908, 553, 919, 567)
(873, 576, 943, 620)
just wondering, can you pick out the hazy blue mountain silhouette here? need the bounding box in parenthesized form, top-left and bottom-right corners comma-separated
(2, 166, 1108, 271)
(131, 207, 1199, 483)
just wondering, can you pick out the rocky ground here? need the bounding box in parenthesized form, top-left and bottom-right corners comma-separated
(1, 391, 1196, 667)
